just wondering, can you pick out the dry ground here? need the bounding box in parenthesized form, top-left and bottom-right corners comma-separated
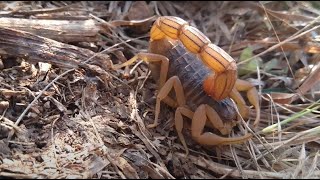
(0, 1, 320, 179)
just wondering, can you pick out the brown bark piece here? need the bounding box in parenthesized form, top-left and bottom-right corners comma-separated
(0, 17, 104, 43)
(0, 26, 110, 71)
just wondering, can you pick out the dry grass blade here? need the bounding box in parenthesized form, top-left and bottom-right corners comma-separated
(243, 2, 316, 22)
(237, 24, 320, 66)
(110, 16, 157, 27)
(262, 99, 320, 133)
(305, 151, 319, 178)
(176, 153, 289, 178)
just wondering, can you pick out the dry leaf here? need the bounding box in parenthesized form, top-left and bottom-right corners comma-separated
(0, 140, 10, 155)
(84, 155, 110, 178)
(116, 156, 139, 179)
(297, 60, 320, 97)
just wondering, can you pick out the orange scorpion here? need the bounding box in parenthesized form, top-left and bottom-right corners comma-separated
(113, 16, 260, 154)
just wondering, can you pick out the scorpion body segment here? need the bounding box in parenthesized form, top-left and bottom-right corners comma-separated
(150, 16, 237, 100)
(151, 40, 237, 121)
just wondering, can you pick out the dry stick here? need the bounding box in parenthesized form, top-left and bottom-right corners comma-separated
(149, 161, 175, 179)
(242, 118, 270, 170)
(128, 123, 174, 178)
(0, 172, 37, 179)
(292, 143, 306, 178)
(177, 153, 288, 179)
(237, 24, 320, 66)
(130, 89, 153, 139)
(250, 125, 320, 171)
(305, 151, 320, 178)
(89, 13, 116, 29)
(6, 3, 79, 16)
(259, 2, 295, 82)
(7, 68, 75, 140)
(249, 139, 271, 169)
(153, 1, 162, 17)
(230, 144, 246, 178)
(1, 117, 23, 134)
(0, 17, 103, 43)
(90, 13, 151, 46)
(130, 89, 173, 177)
(262, 101, 320, 133)
(129, 124, 169, 173)
(138, 70, 151, 90)
(264, 94, 282, 140)
(110, 16, 157, 27)
(288, 15, 320, 40)
(0, 26, 110, 70)
(50, 116, 61, 169)
(235, 120, 277, 170)
(233, 97, 277, 158)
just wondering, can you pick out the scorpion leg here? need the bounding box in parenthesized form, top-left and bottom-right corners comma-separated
(175, 107, 194, 155)
(150, 75, 195, 154)
(191, 104, 252, 146)
(112, 52, 180, 121)
(112, 52, 169, 90)
(229, 79, 260, 127)
(148, 76, 186, 128)
(150, 76, 252, 154)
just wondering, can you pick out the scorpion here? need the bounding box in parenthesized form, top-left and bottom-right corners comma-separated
(112, 16, 260, 154)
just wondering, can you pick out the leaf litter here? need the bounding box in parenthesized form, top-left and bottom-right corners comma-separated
(0, 1, 320, 179)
